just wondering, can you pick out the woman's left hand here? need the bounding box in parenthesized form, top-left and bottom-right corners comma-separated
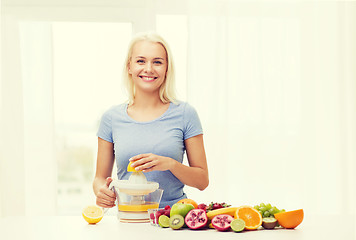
(129, 153, 175, 172)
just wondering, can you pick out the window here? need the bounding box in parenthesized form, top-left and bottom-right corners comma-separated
(52, 22, 132, 215)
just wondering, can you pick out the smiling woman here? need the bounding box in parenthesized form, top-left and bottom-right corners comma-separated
(93, 32, 209, 208)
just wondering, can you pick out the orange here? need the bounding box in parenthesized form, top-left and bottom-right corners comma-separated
(274, 209, 304, 229)
(177, 198, 198, 209)
(235, 205, 262, 230)
(82, 205, 104, 224)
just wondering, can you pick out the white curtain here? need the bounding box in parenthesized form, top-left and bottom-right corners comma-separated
(183, 1, 356, 215)
(0, 20, 57, 216)
(19, 22, 57, 216)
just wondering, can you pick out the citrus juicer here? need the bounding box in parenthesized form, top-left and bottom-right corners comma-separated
(108, 166, 163, 223)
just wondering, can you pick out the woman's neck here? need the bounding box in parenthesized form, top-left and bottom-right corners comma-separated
(131, 90, 164, 109)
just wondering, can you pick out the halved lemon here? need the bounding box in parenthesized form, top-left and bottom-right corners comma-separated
(82, 205, 104, 224)
(127, 161, 140, 172)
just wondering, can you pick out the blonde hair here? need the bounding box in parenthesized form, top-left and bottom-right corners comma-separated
(123, 32, 177, 105)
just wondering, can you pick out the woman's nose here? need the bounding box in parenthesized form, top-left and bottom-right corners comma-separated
(144, 62, 153, 72)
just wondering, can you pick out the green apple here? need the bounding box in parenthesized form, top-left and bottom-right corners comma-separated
(170, 203, 195, 218)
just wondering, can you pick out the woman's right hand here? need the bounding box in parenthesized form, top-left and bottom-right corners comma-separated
(96, 177, 117, 208)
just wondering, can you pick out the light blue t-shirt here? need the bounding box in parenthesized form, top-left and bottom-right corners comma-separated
(97, 101, 203, 207)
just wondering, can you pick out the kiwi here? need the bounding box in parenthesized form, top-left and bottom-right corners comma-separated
(262, 217, 278, 229)
(169, 214, 185, 230)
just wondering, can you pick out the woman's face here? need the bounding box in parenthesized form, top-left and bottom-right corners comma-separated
(128, 40, 168, 95)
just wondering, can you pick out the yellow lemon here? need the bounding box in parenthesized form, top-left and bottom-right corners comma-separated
(82, 205, 104, 224)
(127, 161, 141, 172)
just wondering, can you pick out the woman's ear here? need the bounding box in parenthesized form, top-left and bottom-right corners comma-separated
(127, 63, 131, 74)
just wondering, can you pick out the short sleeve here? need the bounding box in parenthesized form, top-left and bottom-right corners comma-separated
(183, 103, 203, 140)
(97, 109, 113, 143)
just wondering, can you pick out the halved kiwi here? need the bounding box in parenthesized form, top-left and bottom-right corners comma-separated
(262, 217, 278, 229)
(169, 215, 185, 230)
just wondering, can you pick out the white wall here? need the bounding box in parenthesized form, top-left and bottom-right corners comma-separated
(1, 0, 355, 217)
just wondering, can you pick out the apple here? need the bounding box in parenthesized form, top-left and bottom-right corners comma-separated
(170, 203, 195, 218)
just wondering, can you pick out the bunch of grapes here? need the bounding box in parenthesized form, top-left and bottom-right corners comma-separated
(254, 203, 285, 218)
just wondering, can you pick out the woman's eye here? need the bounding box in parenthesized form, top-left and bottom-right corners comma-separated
(154, 61, 163, 64)
(137, 60, 145, 63)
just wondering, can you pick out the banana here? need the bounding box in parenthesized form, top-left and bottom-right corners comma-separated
(206, 207, 238, 220)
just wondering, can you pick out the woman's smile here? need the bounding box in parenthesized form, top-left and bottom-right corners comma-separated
(139, 75, 158, 82)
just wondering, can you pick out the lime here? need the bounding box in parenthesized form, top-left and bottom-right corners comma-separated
(158, 215, 170, 228)
(231, 218, 245, 232)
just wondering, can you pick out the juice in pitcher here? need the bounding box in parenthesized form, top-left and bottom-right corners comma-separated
(118, 201, 159, 212)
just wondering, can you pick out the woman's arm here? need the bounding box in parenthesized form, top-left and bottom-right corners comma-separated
(93, 137, 116, 208)
(171, 134, 209, 190)
(130, 134, 209, 191)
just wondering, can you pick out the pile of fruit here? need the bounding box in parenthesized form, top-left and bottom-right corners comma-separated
(150, 199, 304, 232)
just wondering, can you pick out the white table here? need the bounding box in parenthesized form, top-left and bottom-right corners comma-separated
(1, 214, 355, 240)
